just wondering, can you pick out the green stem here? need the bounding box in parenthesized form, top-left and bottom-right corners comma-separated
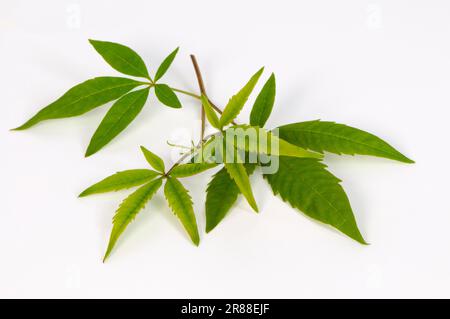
(170, 87, 200, 99)
(146, 83, 236, 124)
(189, 55, 207, 141)
(145, 83, 198, 98)
(165, 132, 218, 176)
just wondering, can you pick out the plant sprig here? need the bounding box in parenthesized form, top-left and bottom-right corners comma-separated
(14, 40, 414, 261)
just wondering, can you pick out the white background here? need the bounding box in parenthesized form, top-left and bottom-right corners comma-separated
(1, 0, 449, 298)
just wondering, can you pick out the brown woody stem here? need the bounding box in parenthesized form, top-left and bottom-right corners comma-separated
(190, 55, 207, 140)
(188, 55, 237, 126)
(165, 54, 237, 176)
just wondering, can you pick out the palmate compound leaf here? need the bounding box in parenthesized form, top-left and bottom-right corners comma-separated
(13, 77, 143, 130)
(154, 47, 179, 82)
(278, 120, 414, 163)
(140, 146, 165, 173)
(264, 156, 367, 244)
(79, 169, 160, 197)
(164, 177, 200, 246)
(219, 67, 264, 128)
(103, 178, 163, 261)
(169, 162, 218, 178)
(249, 73, 276, 127)
(205, 164, 257, 233)
(89, 39, 150, 79)
(154, 84, 182, 108)
(85, 88, 150, 157)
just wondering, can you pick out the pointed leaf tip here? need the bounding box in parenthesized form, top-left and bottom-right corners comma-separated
(140, 146, 165, 172)
(250, 73, 276, 127)
(219, 67, 265, 127)
(78, 191, 87, 198)
(403, 157, 415, 164)
(103, 178, 163, 261)
(154, 47, 180, 82)
(205, 165, 257, 233)
(14, 77, 142, 131)
(85, 149, 94, 158)
(265, 157, 366, 244)
(278, 120, 414, 164)
(222, 145, 259, 213)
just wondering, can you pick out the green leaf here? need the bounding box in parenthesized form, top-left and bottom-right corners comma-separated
(250, 73, 276, 127)
(219, 67, 264, 127)
(222, 143, 258, 212)
(140, 146, 165, 173)
(79, 169, 160, 197)
(85, 88, 150, 156)
(205, 164, 256, 233)
(13, 77, 143, 130)
(170, 162, 218, 178)
(278, 120, 414, 163)
(154, 84, 182, 108)
(264, 157, 366, 244)
(225, 125, 323, 159)
(164, 177, 200, 245)
(89, 39, 150, 79)
(276, 134, 323, 159)
(154, 47, 179, 82)
(201, 94, 220, 129)
(103, 178, 162, 261)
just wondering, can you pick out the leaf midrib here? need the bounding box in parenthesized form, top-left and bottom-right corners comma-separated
(109, 174, 155, 191)
(114, 183, 154, 231)
(280, 160, 348, 226)
(103, 48, 147, 78)
(46, 81, 140, 116)
(252, 88, 271, 125)
(284, 126, 399, 158)
(167, 181, 191, 217)
(94, 89, 147, 144)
